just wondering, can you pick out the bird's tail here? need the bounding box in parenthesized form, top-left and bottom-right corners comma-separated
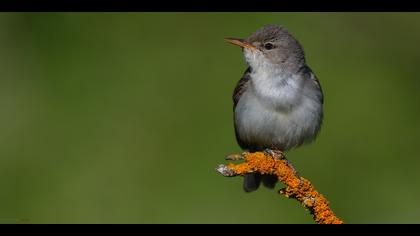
(243, 173, 277, 192)
(243, 173, 262, 192)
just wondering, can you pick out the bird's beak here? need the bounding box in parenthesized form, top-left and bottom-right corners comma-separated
(224, 37, 256, 49)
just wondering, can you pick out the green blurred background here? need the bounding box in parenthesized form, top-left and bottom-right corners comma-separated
(1, 13, 420, 224)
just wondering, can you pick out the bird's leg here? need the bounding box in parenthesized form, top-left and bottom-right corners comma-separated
(263, 148, 299, 176)
(225, 152, 247, 161)
(263, 148, 284, 160)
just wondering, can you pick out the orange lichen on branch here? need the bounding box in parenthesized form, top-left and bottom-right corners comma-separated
(218, 151, 343, 224)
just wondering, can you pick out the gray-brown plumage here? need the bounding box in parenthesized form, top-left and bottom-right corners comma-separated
(226, 25, 324, 192)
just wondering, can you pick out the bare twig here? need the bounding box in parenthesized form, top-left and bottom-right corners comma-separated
(216, 151, 343, 224)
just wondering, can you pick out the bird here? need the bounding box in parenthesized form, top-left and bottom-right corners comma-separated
(225, 25, 324, 192)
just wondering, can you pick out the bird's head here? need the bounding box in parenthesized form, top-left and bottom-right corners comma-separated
(225, 25, 305, 72)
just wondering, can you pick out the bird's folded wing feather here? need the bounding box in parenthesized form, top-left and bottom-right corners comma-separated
(299, 65, 324, 104)
(233, 67, 252, 109)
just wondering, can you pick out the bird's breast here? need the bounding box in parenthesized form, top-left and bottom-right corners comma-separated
(234, 80, 322, 151)
(250, 70, 304, 111)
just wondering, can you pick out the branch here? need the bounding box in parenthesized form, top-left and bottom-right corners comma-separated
(216, 151, 344, 224)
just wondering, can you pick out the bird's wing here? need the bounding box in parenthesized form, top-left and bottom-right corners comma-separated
(233, 67, 253, 150)
(299, 65, 324, 104)
(233, 67, 252, 109)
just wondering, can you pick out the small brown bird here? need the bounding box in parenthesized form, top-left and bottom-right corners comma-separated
(225, 25, 324, 192)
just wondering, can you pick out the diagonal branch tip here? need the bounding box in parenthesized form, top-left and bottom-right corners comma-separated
(216, 151, 344, 224)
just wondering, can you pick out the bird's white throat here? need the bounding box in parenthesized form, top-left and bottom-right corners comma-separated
(244, 49, 304, 111)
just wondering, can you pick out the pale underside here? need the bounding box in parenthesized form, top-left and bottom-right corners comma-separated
(234, 66, 323, 151)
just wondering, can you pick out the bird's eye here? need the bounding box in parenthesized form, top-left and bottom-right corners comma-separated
(264, 43, 274, 50)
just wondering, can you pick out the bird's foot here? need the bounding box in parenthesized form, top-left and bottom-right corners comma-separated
(263, 148, 284, 160)
(263, 148, 299, 176)
(225, 152, 246, 161)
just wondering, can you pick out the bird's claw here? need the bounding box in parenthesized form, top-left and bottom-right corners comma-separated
(263, 148, 284, 160)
